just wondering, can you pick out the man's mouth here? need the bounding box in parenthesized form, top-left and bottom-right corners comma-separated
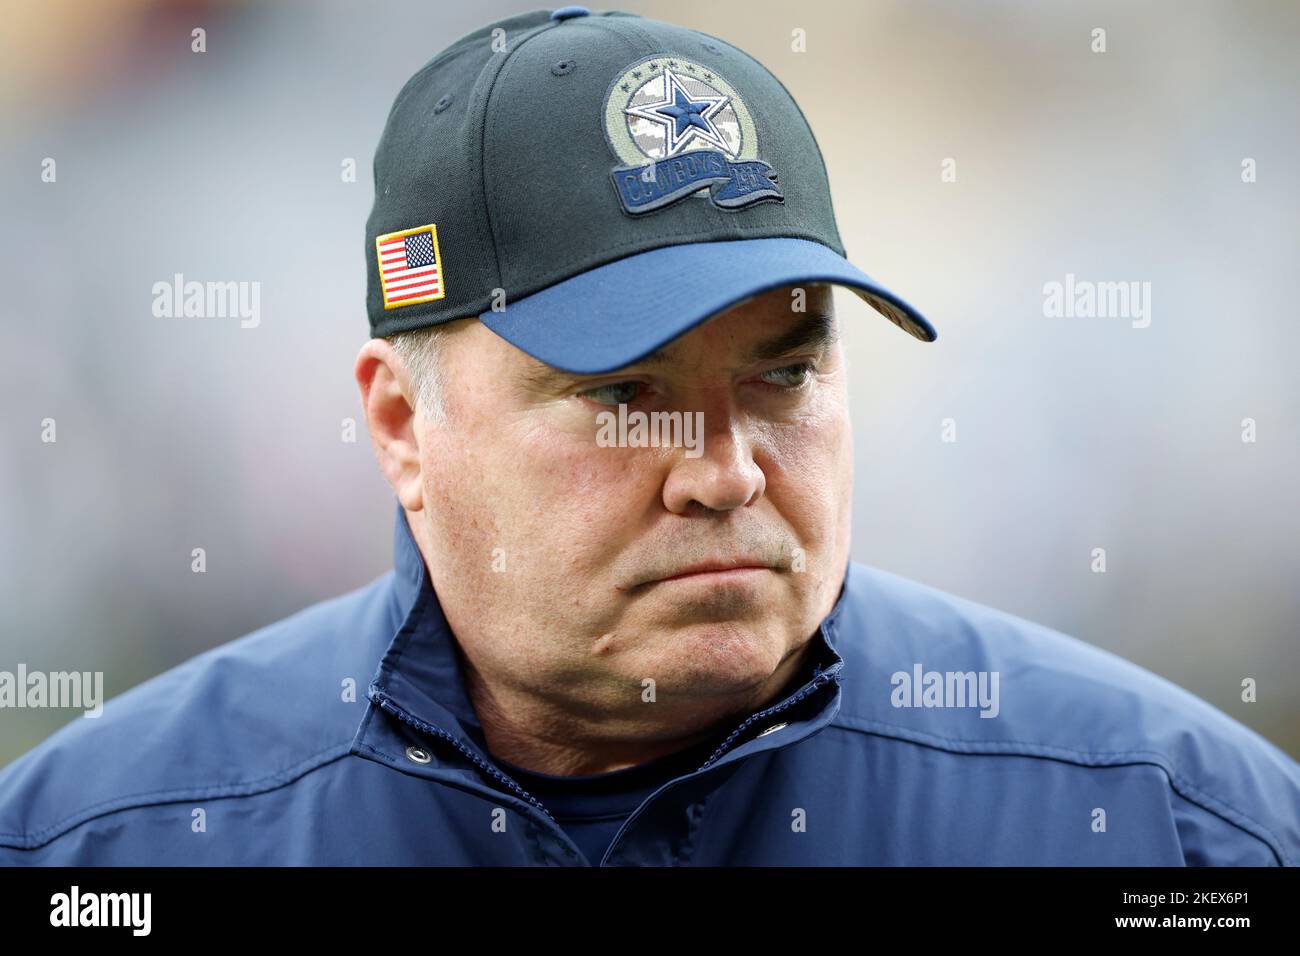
(647, 560, 774, 586)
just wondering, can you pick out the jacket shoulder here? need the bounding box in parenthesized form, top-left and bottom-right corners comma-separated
(0, 574, 397, 851)
(832, 561, 1300, 864)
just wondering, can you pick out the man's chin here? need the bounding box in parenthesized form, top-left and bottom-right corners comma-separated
(626, 619, 797, 702)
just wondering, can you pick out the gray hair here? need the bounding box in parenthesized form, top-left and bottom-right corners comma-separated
(386, 325, 449, 425)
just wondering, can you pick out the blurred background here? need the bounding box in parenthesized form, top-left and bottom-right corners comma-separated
(1, 0, 1296, 767)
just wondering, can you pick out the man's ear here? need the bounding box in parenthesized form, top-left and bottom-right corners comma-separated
(355, 338, 424, 513)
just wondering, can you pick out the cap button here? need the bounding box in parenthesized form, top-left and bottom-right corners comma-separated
(550, 6, 591, 20)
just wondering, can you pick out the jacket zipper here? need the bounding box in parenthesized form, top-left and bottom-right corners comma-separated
(373, 693, 559, 825)
(695, 611, 847, 772)
(595, 665, 842, 865)
(696, 668, 841, 771)
(374, 633, 843, 865)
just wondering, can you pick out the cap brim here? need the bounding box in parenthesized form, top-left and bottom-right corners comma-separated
(479, 236, 936, 374)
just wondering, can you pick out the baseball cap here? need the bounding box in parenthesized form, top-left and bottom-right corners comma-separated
(366, 6, 936, 374)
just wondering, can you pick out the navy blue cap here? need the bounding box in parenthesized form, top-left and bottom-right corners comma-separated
(366, 8, 936, 373)
(481, 237, 931, 374)
(549, 6, 591, 19)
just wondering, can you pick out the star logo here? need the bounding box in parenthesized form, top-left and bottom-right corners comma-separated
(625, 66, 732, 158)
(603, 55, 780, 216)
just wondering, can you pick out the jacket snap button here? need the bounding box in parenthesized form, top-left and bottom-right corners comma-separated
(756, 722, 787, 738)
(405, 746, 432, 764)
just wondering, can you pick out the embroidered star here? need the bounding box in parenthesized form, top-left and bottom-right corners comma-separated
(625, 66, 731, 157)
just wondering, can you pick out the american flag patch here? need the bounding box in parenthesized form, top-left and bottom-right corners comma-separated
(377, 224, 445, 308)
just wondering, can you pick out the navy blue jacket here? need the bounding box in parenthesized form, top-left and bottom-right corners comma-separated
(2, 504, 1298, 865)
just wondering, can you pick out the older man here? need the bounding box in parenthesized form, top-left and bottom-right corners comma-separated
(1, 7, 1297, 867)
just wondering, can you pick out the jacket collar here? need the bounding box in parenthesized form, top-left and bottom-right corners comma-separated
(368, 501, 849, 772)
(375, 500, 487, 746)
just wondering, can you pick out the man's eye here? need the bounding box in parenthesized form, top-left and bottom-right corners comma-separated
(760, 362, 815, 388)
(577, 381, 643, 405)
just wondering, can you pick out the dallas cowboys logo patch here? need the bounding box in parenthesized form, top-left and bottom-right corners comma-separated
(602, 56, 783, 216)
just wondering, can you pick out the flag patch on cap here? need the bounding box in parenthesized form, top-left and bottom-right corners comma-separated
(377, 224, 445, 308)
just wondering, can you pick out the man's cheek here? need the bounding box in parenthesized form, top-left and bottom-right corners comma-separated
(770, 443, 847, 568)
(521, 428, 654, 504)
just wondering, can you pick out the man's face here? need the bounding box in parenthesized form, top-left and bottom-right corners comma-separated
(397, 283, 852, 739)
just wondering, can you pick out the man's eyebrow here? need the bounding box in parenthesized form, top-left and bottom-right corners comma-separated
(747, 312, 839, 363)
(635, 311, 840, 369)
(513, 312, 839, 392)
(516, 359, 584, 393)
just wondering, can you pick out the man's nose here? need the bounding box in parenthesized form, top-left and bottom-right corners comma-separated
(661, 413, 765, 514)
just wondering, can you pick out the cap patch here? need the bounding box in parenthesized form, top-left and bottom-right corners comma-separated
(603, 56, 783, 216)
(377, 224, 445, 309)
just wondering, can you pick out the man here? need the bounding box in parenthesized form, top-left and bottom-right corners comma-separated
(1, 7, 1297, 866)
